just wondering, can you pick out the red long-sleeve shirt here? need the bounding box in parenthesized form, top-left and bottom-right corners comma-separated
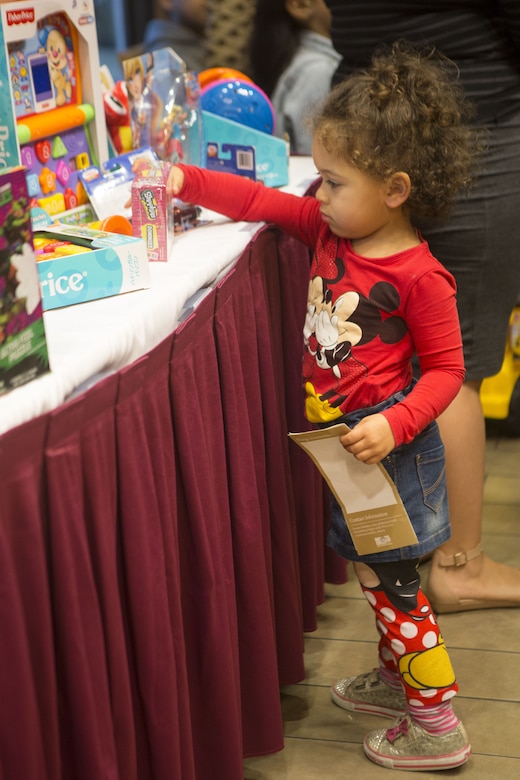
(176, 166, 465, 446)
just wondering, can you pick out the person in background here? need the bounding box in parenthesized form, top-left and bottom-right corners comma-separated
(250, 0, 340, 154)
(142, 0, 208, 72)
(166, 41, 482, 770)
(324, 0, 520, 615)
(142, 0, 257, 79)
(204, 0, 257, 74)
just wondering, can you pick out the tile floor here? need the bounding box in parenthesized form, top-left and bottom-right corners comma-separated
(243, 425, 520, 779)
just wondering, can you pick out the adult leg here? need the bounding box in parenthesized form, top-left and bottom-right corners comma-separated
(427, 380, 520, 612)
(418, 113, 520, 613)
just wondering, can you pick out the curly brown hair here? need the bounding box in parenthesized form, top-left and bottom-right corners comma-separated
(311, 41, 485, 218)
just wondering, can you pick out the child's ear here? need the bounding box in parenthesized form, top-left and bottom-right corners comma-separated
(385, 172, 411, 208)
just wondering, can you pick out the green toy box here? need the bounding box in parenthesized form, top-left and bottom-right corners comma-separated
(0, 166, 50, 395)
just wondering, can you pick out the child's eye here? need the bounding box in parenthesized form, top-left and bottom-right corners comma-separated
(326, 179, 339, 189)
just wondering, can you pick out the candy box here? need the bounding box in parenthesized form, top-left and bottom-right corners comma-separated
(34, 222, 150, 310)
(0, 165, 50, 395)
(131, 161, 174, 262)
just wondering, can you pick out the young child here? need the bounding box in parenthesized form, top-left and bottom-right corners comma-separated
(167, 42, 481, 771)
(250, 0, 340, 154)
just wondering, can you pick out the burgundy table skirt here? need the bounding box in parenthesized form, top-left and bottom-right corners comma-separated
(0, 227, 347, 780)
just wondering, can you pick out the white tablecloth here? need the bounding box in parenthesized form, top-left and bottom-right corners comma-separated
(0, 157, 316, 435)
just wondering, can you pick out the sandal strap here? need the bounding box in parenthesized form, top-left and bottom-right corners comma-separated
(437, 543, 482, 568)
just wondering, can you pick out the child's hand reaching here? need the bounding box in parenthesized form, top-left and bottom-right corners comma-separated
(166, 165, 185, 198)
(339, 414, 396, 464)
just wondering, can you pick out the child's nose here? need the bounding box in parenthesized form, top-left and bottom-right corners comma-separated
(315, 183, 327, 203)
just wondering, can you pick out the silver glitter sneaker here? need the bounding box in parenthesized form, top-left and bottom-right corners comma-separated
(331, 670, 407, 719)
(330, 669, 407, 718)
(364, 714, 472, 771)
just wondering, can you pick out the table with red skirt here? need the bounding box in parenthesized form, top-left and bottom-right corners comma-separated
(0, 160, 347, 780)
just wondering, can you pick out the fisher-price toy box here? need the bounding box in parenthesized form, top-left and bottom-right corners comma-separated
(0, 165, 50, 395)
(34, 223, 150, 310)
(0, 1, 109, 198)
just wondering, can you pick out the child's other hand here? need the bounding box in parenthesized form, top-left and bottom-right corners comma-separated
(339, 414, 395, 464)
(167, 166, 185, 197)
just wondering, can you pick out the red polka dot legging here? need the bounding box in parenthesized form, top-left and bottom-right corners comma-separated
(360, 558, 458, 708)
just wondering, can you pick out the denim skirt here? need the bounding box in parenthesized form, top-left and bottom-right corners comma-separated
(326, 386, 451, 564)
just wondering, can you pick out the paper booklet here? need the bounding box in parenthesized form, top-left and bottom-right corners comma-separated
(289, 424, 418, 555)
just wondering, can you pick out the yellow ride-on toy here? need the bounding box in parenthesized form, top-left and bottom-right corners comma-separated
(480, 307, 520, 435)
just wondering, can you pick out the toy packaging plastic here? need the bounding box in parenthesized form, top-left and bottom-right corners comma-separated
(121, 47, 203, 166)
(79, 146, 159, 221)
(0, 166, 50, 395)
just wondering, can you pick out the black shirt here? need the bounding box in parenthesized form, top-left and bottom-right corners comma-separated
(326, 0, 520, 123)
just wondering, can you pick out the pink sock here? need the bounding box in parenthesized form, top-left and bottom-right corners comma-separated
(379, 665, 403, 691)
(408, 701, 460, 735)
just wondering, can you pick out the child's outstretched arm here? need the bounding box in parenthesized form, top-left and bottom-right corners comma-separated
(166, 164, 322, 247)
(166, 165, 185, 197)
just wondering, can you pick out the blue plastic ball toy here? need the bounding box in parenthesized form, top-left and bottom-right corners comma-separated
(200, 78, 275, 134)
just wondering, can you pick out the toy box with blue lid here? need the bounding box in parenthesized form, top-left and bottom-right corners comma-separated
(0, 165, 50, 395)
(33, 220, 150, 311)
(198, 67, 289, 187)
(0, 0, 110, 221)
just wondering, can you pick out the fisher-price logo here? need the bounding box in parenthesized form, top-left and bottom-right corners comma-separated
(6, 7, 36, 26)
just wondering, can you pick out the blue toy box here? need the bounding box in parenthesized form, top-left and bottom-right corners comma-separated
(34, 223, 150, 310)
(202, 110, 289, 188)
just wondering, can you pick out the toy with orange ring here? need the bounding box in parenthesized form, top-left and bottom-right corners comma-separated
(88, 215, 133, 235)
(198, 67, 253, 89)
